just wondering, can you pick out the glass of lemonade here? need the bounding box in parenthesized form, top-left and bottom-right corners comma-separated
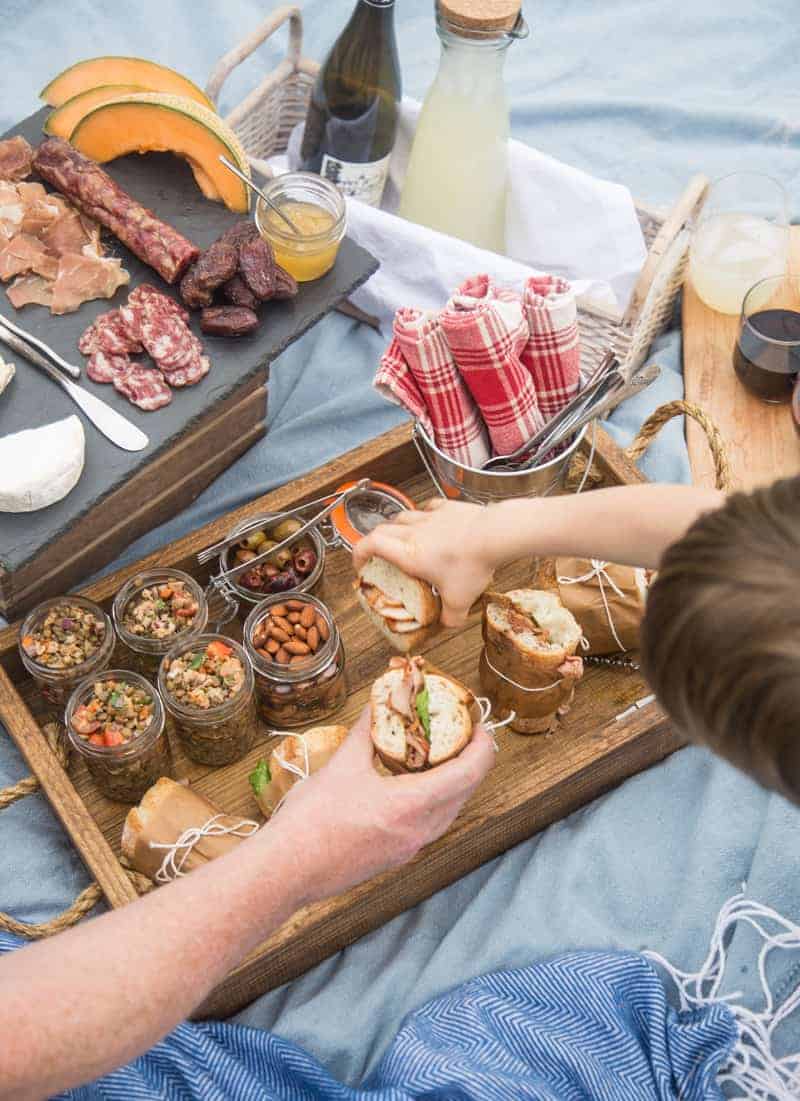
(689, 173, 788, 315)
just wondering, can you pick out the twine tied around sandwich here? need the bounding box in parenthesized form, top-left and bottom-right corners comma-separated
(268, 731, 313, 816)
(150, 814, 259, 885)
(475, 696, 516, 750)
(557, 559, 627, 653)
(482, 650, 566, 694)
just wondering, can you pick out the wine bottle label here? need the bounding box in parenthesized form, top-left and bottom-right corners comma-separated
(320, 152, 392, 207)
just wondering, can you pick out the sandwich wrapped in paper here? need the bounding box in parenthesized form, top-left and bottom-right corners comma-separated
(356, 556, 441, 653)
(480, 589, 584, 735)
(249, 724, 348, 817)
(370, 655, 477, 772)
(538, 557, 649, 655)
(121, 778, 259, 883)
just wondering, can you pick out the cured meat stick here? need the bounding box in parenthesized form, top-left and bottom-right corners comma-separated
(33, 138, 199, 284)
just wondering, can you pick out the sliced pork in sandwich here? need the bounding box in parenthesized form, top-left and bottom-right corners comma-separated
(356, 556, 441, 653)
(370, 655, 475, 772)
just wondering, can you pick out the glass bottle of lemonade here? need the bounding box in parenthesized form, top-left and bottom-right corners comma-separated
(399, 0, 526, 253)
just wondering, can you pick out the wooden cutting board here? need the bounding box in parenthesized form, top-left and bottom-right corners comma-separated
(682, 227, 800, 489)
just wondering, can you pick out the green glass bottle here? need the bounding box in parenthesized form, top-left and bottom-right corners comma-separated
(300, 0, 401, 207)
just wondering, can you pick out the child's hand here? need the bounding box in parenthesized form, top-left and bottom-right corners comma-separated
(352, 499, 499, 627)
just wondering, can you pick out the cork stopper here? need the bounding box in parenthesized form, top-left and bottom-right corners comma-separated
(438, 0, 522, 35)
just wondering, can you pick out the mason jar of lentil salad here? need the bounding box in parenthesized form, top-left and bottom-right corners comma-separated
(113, 569, 208, 681)
(65, 671, 172, 803)
(19, 596, 115, 711)
(159, 634, 258, 766)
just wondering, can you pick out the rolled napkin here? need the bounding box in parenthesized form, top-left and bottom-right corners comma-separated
(375, 306, 491, 467)
(520, 275, 581, 419)
(440, 276, 545, 457)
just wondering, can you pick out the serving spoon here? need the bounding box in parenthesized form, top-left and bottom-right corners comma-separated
(218, 156, 302, 236)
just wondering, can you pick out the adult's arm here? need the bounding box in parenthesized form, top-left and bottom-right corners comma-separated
(0, 710, 495, 1100)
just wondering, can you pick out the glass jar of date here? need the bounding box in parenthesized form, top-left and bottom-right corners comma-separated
(158, 634, 259, 766)
(18, 596, 115, 712)
(65, 671, 172, 803)
(243, 594, 347, 728)
(113, 568, 208, 681)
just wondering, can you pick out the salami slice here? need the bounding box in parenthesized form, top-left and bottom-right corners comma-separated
(113, 363, 172, 410)
(78, 320, 101, 356)
(166, 354, 211, 388)
(96, 309, 143, 355)
(87, 350, 130, 384)
(128, 284, 189, 322)
(156, 331, 203, 373)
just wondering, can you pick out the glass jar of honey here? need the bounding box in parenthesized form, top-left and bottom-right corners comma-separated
(255, 173, 346, 282)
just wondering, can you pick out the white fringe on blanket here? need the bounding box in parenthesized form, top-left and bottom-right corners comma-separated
(646, 891, 800, 1100)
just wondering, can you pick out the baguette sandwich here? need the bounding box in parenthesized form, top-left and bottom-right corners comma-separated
(356, 556, 441, 653)
(122, 778, 257, 882)
(370, 655, 476, 772)
(249, 724, 348, 817)
(480, 589, 584, 734)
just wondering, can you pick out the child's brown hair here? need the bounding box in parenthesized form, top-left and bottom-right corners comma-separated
(640, 474, 800, 804)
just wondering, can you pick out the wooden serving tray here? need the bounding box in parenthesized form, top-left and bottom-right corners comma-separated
(0, 421, 684, 1018)
(683, 226, 800, 490)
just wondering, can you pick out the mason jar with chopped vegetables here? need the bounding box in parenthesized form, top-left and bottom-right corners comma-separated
(65, 671, 172, 803)
(113, 569, 208, 681)
(159, 635, 258, 766)
(19, 596, 115, 711)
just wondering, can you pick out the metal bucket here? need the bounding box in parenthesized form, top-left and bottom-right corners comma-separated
(413, 422, 587, 504)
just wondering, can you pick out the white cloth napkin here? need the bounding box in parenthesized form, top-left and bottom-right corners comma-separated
(279, 98, 647, 332)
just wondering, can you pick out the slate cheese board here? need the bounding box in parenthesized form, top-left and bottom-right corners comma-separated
(0, 109, 378, 617)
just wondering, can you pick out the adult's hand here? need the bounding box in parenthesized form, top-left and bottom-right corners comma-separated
(271, 706, 496, 904)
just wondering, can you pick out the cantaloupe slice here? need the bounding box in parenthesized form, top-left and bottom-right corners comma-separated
(44, 84, 147, 139)
(70, 93, 251, 213)
(41, 57, 215, 111)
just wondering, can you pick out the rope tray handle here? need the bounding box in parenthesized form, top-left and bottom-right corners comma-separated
(569, 398, 732, 493)
(0, 724, 152, 940)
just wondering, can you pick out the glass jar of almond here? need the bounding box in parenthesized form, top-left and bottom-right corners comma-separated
(243, 595, 347, 728)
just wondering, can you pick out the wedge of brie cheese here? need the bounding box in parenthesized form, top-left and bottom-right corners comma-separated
(0, 415, 85, 512)
(0, 356, 14, 398)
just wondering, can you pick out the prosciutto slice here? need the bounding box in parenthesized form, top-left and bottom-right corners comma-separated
(6, 274, 53, 309)
(0, 136, 33, 182)
(0, 234, 58, 282)
(50, 253, 129, 315)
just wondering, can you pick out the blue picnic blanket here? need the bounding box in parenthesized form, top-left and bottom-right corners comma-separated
(0, 933, 735, 1100)
(2, 0, 800, 1095)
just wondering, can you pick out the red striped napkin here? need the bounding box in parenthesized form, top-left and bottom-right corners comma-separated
(375, 272, 581, 465)
(520, 275, 581, 418)
(440, 276, 545, 457)
(375, 307, 490, 468)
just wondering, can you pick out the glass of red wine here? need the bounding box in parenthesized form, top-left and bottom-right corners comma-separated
(734, 275, 800, 403)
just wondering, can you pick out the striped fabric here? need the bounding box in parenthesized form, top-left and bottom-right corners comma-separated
(0, 935, 735, 1100)
(521, 276, 582, 419)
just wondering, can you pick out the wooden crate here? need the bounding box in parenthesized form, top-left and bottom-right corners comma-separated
(0, 421, 684, 1018)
